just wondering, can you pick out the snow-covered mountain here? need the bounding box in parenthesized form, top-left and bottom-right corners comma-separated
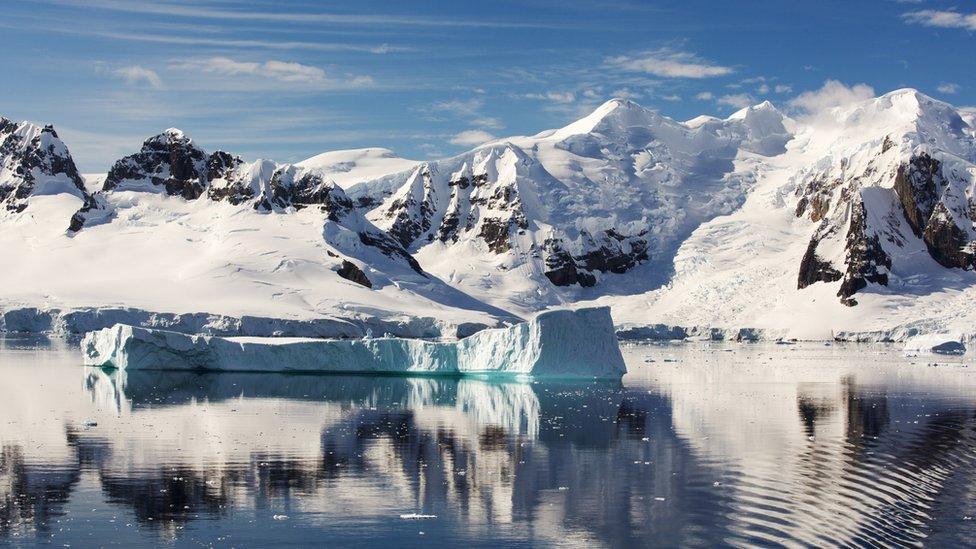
(5, 89, 976, 340)
(0, 118, 95, 232)
(605, 89, 976, 339)
(351, 98, 791, 312)
(0, 126, 512, 337)
(793, 90, 976, 305)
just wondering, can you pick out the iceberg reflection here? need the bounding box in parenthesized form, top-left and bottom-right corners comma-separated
(2, 343, 976, 546)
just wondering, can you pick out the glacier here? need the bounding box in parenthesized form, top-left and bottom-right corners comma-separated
(82, 306, 627, 379)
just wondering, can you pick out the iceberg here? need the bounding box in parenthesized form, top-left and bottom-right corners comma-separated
(903, 334, 966, 356)
(81, 307, 627, 379)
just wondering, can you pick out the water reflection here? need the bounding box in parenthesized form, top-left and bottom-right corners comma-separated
(1, 343, 976, 546)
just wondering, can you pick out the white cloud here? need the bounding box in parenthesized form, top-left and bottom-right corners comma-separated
(789, 80, 875, 114)
(695, 91, 714, 101)
(774, 84, 793, 94)
(937, 82, 961, 94)
(757, 84, 770, 94)
(429, 99, 505, 131)
(521, 91, 576, 103)
(607, 49, 733, 79)
(112, 65, 162, 88)
(660, 94, 681, 102)
(472, 117, 504, 130)
(610, 88, 643, 100)
(717, 93, 755, 109)
(430, 98, 484, 117)
(903, 10, 976, 31)
(449, 130, 495, 147)
(175, 56, 328, 83)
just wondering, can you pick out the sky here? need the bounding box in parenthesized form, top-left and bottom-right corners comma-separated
(1, 0, 974, 172)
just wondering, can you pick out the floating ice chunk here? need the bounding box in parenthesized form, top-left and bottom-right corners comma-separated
(81, 307, 626, 379)
(399, 514, 437, 520)
(903, 334, 966, 356)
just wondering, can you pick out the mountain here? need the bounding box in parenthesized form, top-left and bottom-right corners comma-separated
(0, 118, 95, 232)
(0, 126, 512, 336)
(605, 89, 976, 339)
(793, 90, 976, 304)
(352, 98, 791, 313)
(4, 89, 976, 340)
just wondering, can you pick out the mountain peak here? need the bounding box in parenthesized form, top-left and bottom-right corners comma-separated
(728, 100, 781, 121)
(551, 97, 657, 139)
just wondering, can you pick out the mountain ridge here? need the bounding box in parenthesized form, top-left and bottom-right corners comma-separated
(4, 88, 976, 339)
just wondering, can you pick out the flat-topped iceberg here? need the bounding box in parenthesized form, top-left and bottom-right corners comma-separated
(82, 307, 626, 379)
(903, 334, 966, 356)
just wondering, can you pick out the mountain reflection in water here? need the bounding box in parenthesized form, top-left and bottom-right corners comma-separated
(1, 339, 976, 547)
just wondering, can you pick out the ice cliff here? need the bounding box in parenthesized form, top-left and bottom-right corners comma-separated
(82, 306, 626, 379)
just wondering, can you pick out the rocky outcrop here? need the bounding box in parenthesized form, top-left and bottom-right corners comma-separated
(0, 118, 92, 231)
(542, 230, 649, 287)
(102, 129, 208, 199)
(336, 260, 372, 288)
(892, 153, 976, 269)
(796, 147, 970, 305)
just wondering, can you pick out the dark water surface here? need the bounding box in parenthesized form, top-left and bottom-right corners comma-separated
(2, 337, 976, 547)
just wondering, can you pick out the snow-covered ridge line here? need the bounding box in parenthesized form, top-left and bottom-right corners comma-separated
(1, 306, 497, 339)
(82, 307, 626, 379)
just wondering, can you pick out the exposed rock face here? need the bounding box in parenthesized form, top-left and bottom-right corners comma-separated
(102, 129, 208, 199)
(0, 118, 91, 231)
(370, 145, 652, 290)
(795, 98, 975, 305)
(336, 260, 372, 288)
(892, 153, 976, 269)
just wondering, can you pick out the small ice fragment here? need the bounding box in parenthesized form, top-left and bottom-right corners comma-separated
(399, 514, 437, 520)
(272, 514, 289, 521)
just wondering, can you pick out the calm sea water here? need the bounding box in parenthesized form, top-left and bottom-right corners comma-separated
(2, 336, 975, 547)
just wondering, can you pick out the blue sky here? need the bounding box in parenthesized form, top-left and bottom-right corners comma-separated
(2, 0, 974, 171)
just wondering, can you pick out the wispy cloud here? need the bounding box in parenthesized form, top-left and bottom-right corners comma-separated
(171, 56, 374, 89)
(111, 65, 162, 88)
(428, 98, 506, 131)
(176, 57, 313, 83)
(606, 49, 734, 78)
(937, 82, 961, 94)
(45, 0, 569, 30)
(695, 91, 714, 101)
(430, 98, 485, 118)
(717, 93, 754, 109)
(520, 91, 577, 103)
(449, 129, 495, 146)
(903, 10, 976, 31)
(22, 25, 401, 53)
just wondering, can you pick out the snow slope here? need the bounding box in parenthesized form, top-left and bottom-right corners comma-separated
(297, 147, 419, 189)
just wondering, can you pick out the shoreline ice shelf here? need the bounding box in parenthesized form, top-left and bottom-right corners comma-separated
(82, 307, 627, 380)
